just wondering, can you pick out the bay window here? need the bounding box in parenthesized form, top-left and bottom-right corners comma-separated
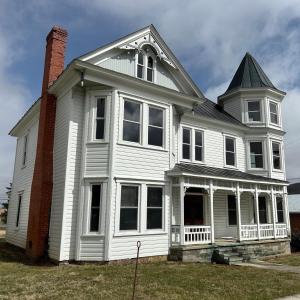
(123, 100, 141, 143)
(269, 101, 279, 125)
(247, 101, 261, 122)
(272, 142, 281, 170)
(225, 137, 236, 166)
(148, 106, 164, 147)
(249, 141, 264, 168)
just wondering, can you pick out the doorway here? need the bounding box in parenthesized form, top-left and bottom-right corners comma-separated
(184, 194, 204, 225)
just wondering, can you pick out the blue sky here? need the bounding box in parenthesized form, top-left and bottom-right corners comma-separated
(1, 0, 300, 202)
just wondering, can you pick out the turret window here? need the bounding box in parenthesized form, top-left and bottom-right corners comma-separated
(247, 101, 261, 122)
(249, 141, 264, 168)
(272, 142, 281, 170)
(269, 102, 279, 125)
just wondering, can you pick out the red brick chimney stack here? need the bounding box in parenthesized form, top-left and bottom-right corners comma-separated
(26, 26, 68, 259)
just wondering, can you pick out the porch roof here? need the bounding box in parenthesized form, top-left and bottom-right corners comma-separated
(167, 163, 288, 185)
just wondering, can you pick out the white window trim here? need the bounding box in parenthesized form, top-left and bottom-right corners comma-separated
(135, 50, 156, 83)
(269, 100, 280, 126)
(247, 140, 266, 170)
(271, 140, 283, 172)
(245, 99, 263, 123)
(224, 135, 237, 169)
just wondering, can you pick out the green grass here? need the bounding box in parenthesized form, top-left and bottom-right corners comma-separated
(1, 237, 300, 300)
(266, 253, 300, 266)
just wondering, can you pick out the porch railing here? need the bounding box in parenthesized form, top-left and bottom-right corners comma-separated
(275, 224, 287, 238)
(241, 225, 258, 240)
(171, 225, 211, 245)
(260, 224, 274, 239)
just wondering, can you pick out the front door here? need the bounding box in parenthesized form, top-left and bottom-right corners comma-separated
(184, 194, 204, 225)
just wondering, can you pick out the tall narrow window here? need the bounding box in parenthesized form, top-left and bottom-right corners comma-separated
(148, 106, 163, 147)
(225, 137, 236, 166)
(250, 141, 264, 168)
(95, 98, 105, 140)
(258, 196, 267, 224)
(16, 194, 22, 227)
(227, 195, 237, 225)
(123, 100, 141, 143)
(22, 135, 28, 166)
(137, 52, 144, 79)
(147, 187, 163, 229)
(120, 186, 139, 230)
(247, 101, 261, 122)
(272, 142, 281, 170)
(269, 102, 279, 124)
(147, 56, 154, 82)
(182, 128, 191, 160)
(90, 185, 101, 232)
(195, 131, 203, 161)
(276, 197, 284, 223)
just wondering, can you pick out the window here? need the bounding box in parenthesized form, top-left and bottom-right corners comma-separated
(120, 186, 139, 230)
(123, 100, 141, 143)
(195, 131, 203, 161)
(95, 98, 105, 140)
(147, 187, 163, 229)
(247, 101, 261, 122)
(272, 142, 281, 170)
(147, 56, 154, 82)
(22, 135, 28, 166)
(258, 197, 267, 224)
(16, 194, 22, 227)
(227, 195, 237, 226)
(148, 107, 163, 147)
(182, 128, 191, 159)
(276, 197, 284, 223)
(137, 52, 144, 79)
(89, 185, 101, 232)
(225, 137, 235, 166)
(269, 102, 279, 124)
(250, 141, 264, 168)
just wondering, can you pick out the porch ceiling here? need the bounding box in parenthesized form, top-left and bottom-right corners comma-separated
(167, 163, 288, 185)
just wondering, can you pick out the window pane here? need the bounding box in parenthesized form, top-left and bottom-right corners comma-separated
(273, 156, 280, 169)
(138, 52, 143, 65)
(147, 187, 162, 207)
(90, 208, 100, 232)
(248, 111, 261, 122)
(276, 198, 283, 210)
(226, 152, 235, 166)
(182, 128, 190, 144)
(195, 146, 202, 161)
(226, 138, 234, 152)
(147, 68, 153, 81)
(121, 186, 138, 207)
(228, 195, 236, 209)
(270, 102, 277, 114)
(251, 154, 263, 168)
(271, 113, 278, 124)
(124, 101, 140, 122)
(137, 65, 143, 79)
(148, 127, 163, 146)
(182, 144, 190, 159)
(96, 98, 105, 118)
(228, 195, 237, 225)
(123, 121, 140, 143)
(147, 209, 162, 229)
(272, 142, 280, 155)
(96, 119, 104, 140)
(195, 131, 202, 146)
(91, 185, 101, 207)
(120, 208, 138, 230)
(250, 142, 263, 155)
(149, 107, 163, 127)
(248, 101, 260, 111)
(148, 56, 153, 68)
(259, 197, 267, 224)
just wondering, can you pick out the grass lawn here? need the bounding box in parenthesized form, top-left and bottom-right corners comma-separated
(1, 237, 300, 300)
(265, 253, 300, 266)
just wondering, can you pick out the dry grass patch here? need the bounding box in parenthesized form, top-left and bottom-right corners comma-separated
(265, 253, 300, 266)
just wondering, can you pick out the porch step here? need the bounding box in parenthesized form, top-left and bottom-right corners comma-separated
(211, 250, 245, 265)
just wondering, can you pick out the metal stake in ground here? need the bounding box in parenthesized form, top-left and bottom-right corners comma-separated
(132, 241, 141, 300)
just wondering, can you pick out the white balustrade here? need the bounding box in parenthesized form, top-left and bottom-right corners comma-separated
(275, 224, 287, 238)
(171, 225, 211, 245)
(241, 225, 258, 240)
(260, 224, 274, 239)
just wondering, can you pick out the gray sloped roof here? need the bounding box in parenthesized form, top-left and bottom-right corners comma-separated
(288, 183, 300, 195)
(169, 163, 287, 184)
(194, 99, 247, 127)
(224, 52, 281, 94)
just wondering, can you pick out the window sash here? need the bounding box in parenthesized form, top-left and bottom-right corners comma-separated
(247, 101, 261, 122)
(123, 100, 141, 143)
(148, 107, 164, 147)
(22, 135, 28, 165)
(272, 142, 281, 170)
(95, 98, 105, 140)
(89, 185, 101, 232)
(225, 137, 235, 166)
(250, 142, 264, 168)
(182, 128, 191, 160)
(16, 194, 22, 227)
(147, 187, 163, 230)
(269, 102, 279, 124)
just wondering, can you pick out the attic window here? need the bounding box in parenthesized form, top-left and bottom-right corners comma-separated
(137, 52, 144, 79)
(147, 56, 154, 82)
(136, 50, 155, 82)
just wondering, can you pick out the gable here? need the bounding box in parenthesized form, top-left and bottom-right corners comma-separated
(79, 25, 204, 98)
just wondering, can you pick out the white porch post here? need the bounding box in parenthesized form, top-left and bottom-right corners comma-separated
(179, 177, 185, 245)
(254, 185, 261, 240)
(236, 183, 242, 241)
(271, 187, 277, 239)
(209, 180, 215, 244)
(283, 192, 290, 236)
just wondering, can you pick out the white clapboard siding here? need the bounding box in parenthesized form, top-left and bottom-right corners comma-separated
(6, 117, 39, 249)
(223, 98, 242, 122)
(85, 143, 109, 177)
(48, 92, 72, 260)
(80, 236, 105, 261)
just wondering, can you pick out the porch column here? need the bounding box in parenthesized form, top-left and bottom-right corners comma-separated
(179, 177, 185, 245)
(254, 185, 261, 240)
(283, 192, 290, 236)
(271, 187, 277, 239)
(236, 183, 242, 241)
(209, 180, 215, 244)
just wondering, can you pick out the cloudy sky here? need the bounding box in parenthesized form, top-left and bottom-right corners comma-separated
(0, 0, 300, 202)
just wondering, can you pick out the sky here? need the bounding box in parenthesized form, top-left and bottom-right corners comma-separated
(0, 0, 300, 203)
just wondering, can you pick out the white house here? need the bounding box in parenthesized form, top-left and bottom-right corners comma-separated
(6, 25, 290, 263)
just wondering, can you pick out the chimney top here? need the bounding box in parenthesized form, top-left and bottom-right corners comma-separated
(46, 26, 68, 42)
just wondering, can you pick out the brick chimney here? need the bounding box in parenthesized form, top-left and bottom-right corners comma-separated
(26, 26, 68, 259)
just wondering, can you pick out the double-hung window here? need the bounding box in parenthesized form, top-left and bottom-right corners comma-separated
(247, 101, 261, 122)
(272, 142, 281, 170)
(182, 128, 191, 160)
(147, 187, 163, 229)
(269, 102, 279, 125)
(147, 56, 154, 82)
(89, 185, 102, 232)
(137, 52, 144, 79)
(22, 135, 28, 166)
(276, 197, 284, 223)
(249, 141, 264, 168)
(225, 137, 236, 166)
(148, 107, 164, 147)
(195, 131, 203, 161)
(16, 194, 22, 227)
(119, 185, 139, 231)
(227, 195, 237, 226)
(123, 100, 141, 143)
(95, 98, 105, 140)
